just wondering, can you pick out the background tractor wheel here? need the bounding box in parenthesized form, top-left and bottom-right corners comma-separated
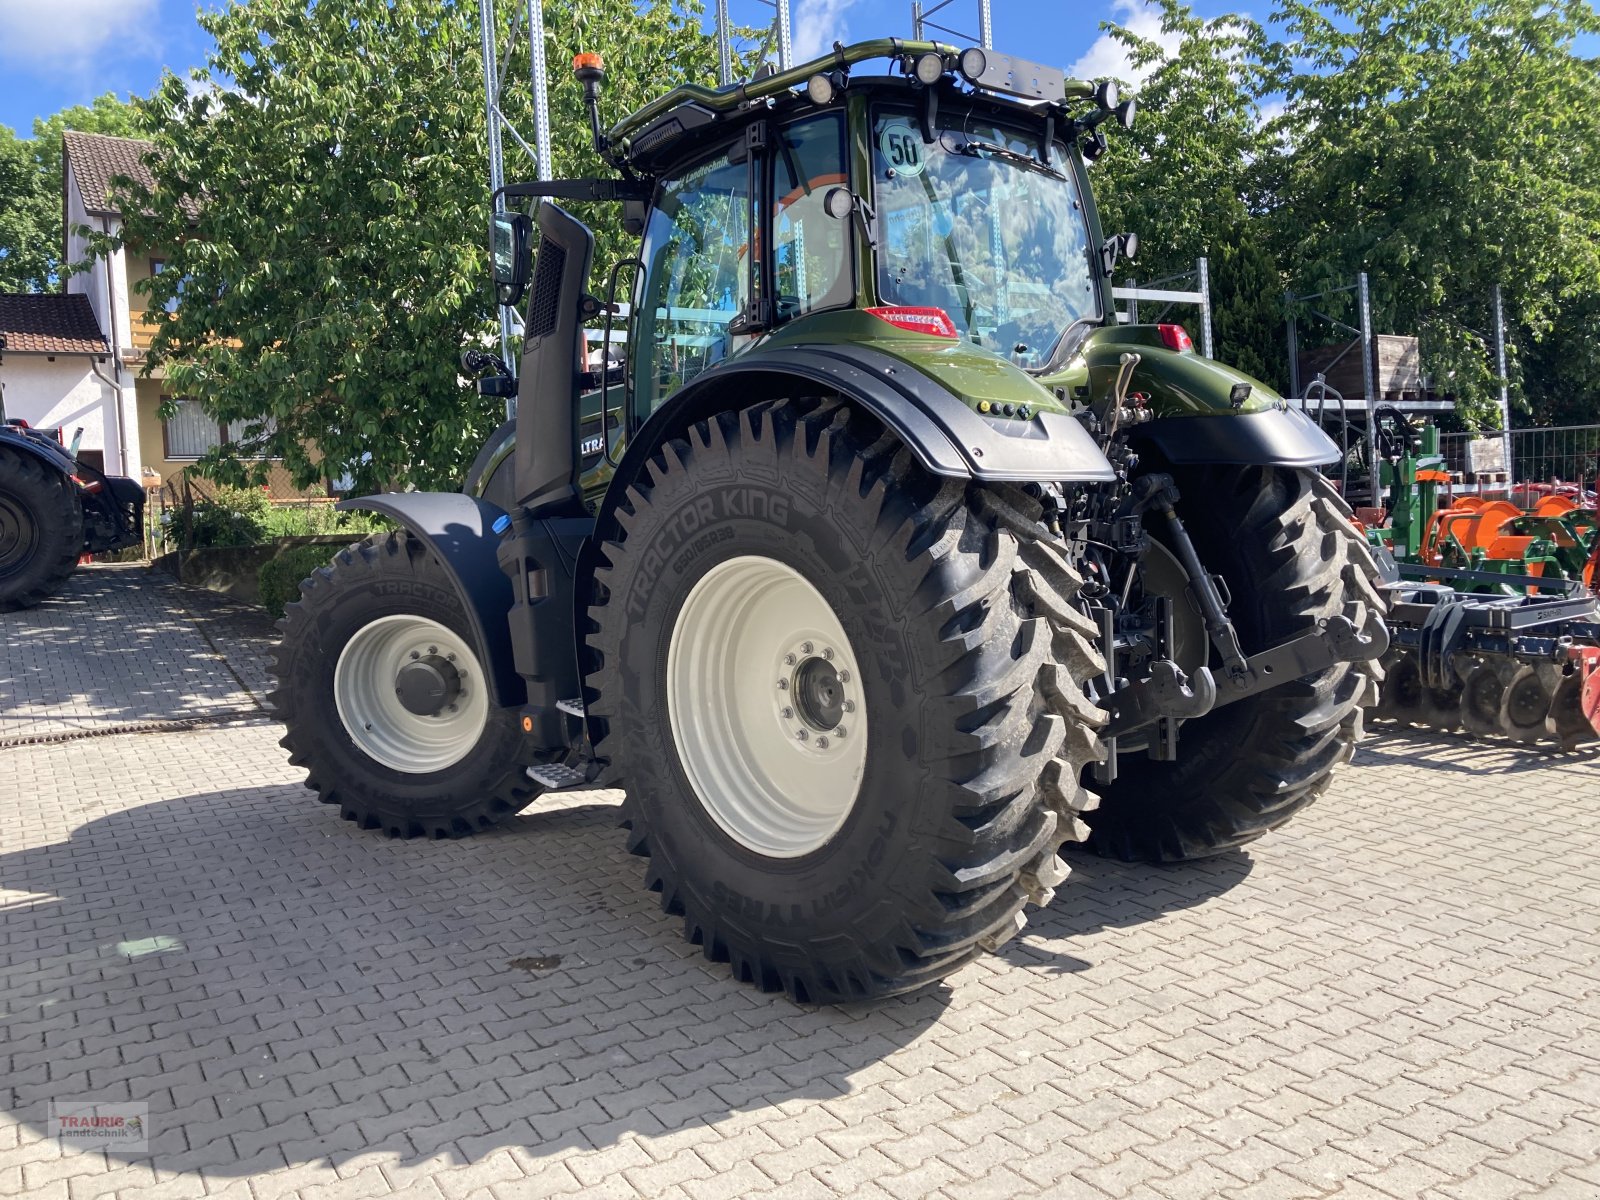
(270, 533, 542, 837)
(0, 445, 84, 611)
(1087, 466, 1384, 863)
(585, 398, 1106, 1003)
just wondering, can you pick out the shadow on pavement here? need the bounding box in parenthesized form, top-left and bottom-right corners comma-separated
(0, 782, 953, 1175)
(1003, 847, 1254, 975)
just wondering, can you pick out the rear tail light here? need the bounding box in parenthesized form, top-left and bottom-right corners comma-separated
(1157, 323, 1194, 352)
(865, 306, 959, 339)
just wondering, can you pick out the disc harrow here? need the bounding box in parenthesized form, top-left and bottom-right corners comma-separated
(1377, 583, 1600, 750)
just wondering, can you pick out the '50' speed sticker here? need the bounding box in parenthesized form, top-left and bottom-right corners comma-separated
(878, 122, 925, 177)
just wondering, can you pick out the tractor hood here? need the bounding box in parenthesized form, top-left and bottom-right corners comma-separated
(761, 310, 1071, 417)
(1068, 325, 1282, 418)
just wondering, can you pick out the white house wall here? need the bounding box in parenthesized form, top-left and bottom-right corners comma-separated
(0, 357, 113, 459)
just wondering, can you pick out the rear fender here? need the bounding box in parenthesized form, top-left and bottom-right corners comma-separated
(336, 492, 525, 709)
(1129, 407, 1342, 469)
(0, 425, 78, 474)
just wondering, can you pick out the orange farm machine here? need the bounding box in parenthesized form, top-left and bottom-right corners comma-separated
(1363, 423, 1600, 749)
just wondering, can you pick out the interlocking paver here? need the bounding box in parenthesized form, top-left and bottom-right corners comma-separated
(2, 562, 1600, 1200)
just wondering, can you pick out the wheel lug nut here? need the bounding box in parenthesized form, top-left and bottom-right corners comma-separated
(781, 706, 794, 719)
(447, 704, 458, 713)
(410, 651, 421, 660)
(836, 727, 847, 738)
(801, 641, 813, 654)
(446, 653, 455, 662)
(785, 653, 797, 666)
(816, 736, 829, 748)
(822, 647, 834, 660)
(842, 699, 855, 712)
(839, 670, 851, 683)
(796, 729, 808, 741)
(777, 679, 788, 690)
(428, 646, 437, 655)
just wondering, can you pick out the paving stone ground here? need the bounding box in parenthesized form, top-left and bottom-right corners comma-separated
(2, 562, 1599, 1200)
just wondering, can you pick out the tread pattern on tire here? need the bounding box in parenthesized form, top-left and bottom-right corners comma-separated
(584, 398, 1108, 1002)
(1087, 467, 1385, 863)
(269, 532, 542, 839)
(0, 445, 83, 611)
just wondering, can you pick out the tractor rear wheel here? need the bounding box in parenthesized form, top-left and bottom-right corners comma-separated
(1086, 466, 1384, 863)
(270, 533, 542, 837)
(0, 445, 83, 611)
(585, 398, 1106, 1003)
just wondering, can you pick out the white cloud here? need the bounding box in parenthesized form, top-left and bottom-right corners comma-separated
(791, 0, 851, 65)
(1067, 0, 1181, 90)
(0, 0, 159, 70)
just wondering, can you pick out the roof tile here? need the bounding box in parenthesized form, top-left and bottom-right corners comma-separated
(0, 293, 108, 355)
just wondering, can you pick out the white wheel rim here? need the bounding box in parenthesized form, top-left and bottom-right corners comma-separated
(667, 555, 869, 858)
(333, 615, 489, 773)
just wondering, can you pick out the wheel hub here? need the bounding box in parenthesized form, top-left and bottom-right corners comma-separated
(395, 654, 463, 717)
(333, 615, 488, 773)
(667, 555, 869, 858)
(0, 492, 37, 576)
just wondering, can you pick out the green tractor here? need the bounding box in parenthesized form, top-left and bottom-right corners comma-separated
(272, 41, 1387, 1002)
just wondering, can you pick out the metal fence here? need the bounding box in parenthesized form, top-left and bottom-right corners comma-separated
(1437, 424, 1600, 491)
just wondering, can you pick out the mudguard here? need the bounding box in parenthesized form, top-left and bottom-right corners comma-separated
(1, 425, 78, 474)
(1130, 407, 1342, 469)
(665, 343, 1116, 484)
(337, 491, 524, 709)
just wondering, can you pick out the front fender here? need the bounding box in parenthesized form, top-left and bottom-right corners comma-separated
(336, 491, 524, 708)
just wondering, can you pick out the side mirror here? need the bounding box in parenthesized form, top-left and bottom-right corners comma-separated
(490, 212, 532, 306)
(622, 198, 647, 237)
(1101, 231, 1139, 277)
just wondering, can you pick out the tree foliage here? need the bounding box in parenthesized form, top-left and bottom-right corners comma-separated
(1088, 2, 1287, 389)
(1092, 0, 1600, 426)
(0, 94, 142, 292)
(114, 0, 731, 494)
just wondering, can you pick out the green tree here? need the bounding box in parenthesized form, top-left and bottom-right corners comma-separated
(1267, 0, 1600, 426)
(1088, 1, 1286, 388)
(114, 0, 732, 494)
(0, 94, 142, 292)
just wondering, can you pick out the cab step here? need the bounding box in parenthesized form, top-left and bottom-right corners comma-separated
(556, 697, 585, 717)
(526, 762, 588, 791)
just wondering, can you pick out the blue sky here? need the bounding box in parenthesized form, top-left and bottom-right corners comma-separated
(0, 0, 1217, 137)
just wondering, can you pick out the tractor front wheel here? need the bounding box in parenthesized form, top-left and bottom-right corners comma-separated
(270, 533, 542, 837)
(0, 445, 84, 611)
(1087, 466, 1384, 862)
(585, 398, 1107, 1003)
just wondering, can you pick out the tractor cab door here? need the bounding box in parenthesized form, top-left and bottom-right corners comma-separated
(626, 111, 852, 423)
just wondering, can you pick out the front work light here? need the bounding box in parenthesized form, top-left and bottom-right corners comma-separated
(914, 52, 946, 85)
(958, 47, 987, 82)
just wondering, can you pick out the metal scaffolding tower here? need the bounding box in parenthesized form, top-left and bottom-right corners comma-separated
(479, 0, 554, 390)
(911, 0, 994, 46)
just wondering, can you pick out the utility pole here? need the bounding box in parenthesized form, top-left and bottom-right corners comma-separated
(1493, 283, 1513, 482)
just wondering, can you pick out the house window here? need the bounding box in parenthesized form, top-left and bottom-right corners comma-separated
(150, 258, 185, 313)
(162, 398, 277, 460)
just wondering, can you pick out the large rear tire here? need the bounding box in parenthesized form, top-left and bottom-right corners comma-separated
(585, 398, 1106, 1003)
(0, 445, 83, 611)
(270, 533, 542, 837)
(1086, 467, 1383, 863)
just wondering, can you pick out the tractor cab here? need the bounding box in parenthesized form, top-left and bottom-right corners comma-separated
(477, 41, 1142, 512)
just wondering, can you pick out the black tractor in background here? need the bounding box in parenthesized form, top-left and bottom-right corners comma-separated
(0, 340, 145, 610)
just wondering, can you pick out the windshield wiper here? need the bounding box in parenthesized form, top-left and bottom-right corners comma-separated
(945, 134, 1067, 182)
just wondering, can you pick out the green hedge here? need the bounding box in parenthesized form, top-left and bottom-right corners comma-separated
(258, 543, 354, 618)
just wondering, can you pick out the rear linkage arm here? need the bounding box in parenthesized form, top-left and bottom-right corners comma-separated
(1098, 473, 1389, 745)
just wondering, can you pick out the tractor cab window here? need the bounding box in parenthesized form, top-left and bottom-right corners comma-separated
(772, 113, 851, 319)
(633, 149, 751, 412)
(872, 110, 1098, 369)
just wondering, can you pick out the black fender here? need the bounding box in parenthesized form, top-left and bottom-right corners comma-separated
(1129, 406, 1342, 469)
(0, 425, 78, 475)
(337, 491, 525, 709)
(659, 344, 1116, 484)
